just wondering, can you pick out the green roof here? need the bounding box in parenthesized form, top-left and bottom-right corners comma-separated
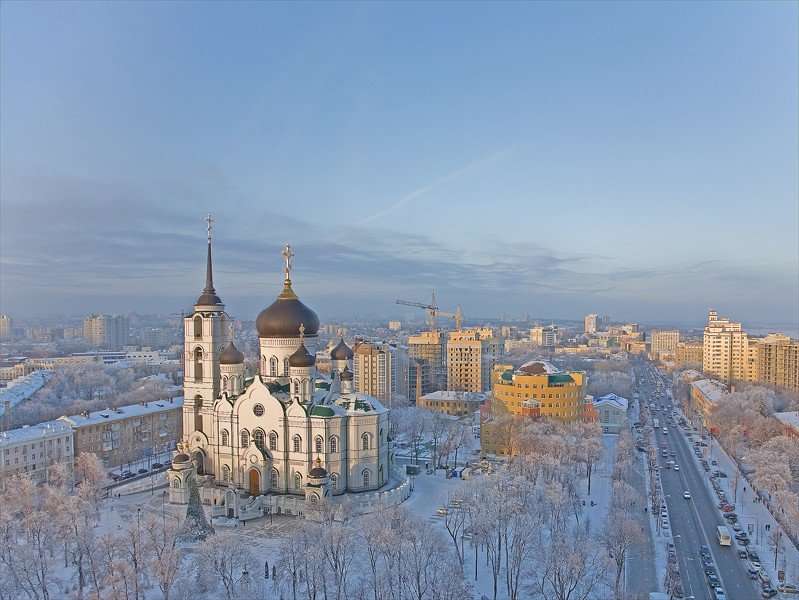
(316, 382, 331, 390)
(310, 406, 335, 417)
(548, 373, 575, 385)
(501, 370, 514, 381)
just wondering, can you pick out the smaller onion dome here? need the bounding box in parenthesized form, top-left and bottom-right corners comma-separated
(309, 465, 328, 478)
(330, 338, 353, 360)
(289, 343, 315, 368)
(340, 366, 353, 382)
(173, 453, 191, 463)
(219, 341, 244, 365)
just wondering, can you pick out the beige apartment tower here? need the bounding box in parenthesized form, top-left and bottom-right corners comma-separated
(446, 327, 502, 393)
(408, 330, 446, 395)
(650, 329, 680, 356)
(702, 310, 751, 382)
(757, 334, 799, 393)
(352, 340, 409, 406)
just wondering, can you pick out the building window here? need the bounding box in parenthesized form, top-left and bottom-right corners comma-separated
(253, 404, 265, 417)
(194, 348, 203, 382)
(221, 429, 229, 446)
(254, 429, 265, 450)
(193, 316, 202, 338)
(270, 468, 279, 489)
(222, 465, 231, 483)
(315, 435, 323, 454)
(361, 433, 370, 451)
(283, 358, 290, 376)
(294, 472, 302, 490)
(172, 479, 180, 489)
(240, 430, 250, 448)
(362, 469, 370, 488)
(293, 435, 302, 453)
(330, 473, 339, 490)
(269, 431, 278, 451)
(270, 356, 278, 377)
(330, 436, 338, 453)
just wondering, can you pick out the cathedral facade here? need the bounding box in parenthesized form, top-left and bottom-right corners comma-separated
(168, 223, 390, 513)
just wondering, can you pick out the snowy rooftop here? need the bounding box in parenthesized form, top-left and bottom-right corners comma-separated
(59, 397, 184, 427)
(594, 393, 629, 411)
(518, 360, 560, 375)
(691, 379, 728, 403)
(0, 420, 72, 446)
(0, 370, 52, 415)
(420, 391, 487, 403)
(774, 411, 799, 432)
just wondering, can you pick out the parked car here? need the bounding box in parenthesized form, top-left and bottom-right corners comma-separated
(700, 545, 711, 558)
(778, 584, 799, 594)
(761, 588, 777, 598)
(121, 471, 134, 479)
(735, 532, 748, 541)
(737, 549, 748, 559)
(748, 549, 761, 561)
(137, 468, 148, 475)
(707, 574, 720, 587)
(152, 462, 163, 469)
(109, 472, 122, 481)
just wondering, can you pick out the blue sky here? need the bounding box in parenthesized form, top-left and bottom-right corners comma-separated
(1, 1, 797, 327)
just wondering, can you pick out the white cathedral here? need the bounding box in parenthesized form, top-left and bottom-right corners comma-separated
(168, 222, 391, 518)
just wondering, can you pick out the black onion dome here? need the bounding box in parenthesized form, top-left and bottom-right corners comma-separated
(173, 453, 190, 463)
(340, 366, 353, 381)
(309, 466, 328, 478)
(330, 338, 353, 360)
(289, 343, 315, 368)
(219, 341, 244, 365)
(256, 282, 320, 338)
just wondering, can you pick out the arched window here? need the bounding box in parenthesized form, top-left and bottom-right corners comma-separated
(193, 316, 202, 338)
(330, 436, 338, 453)
(172, 478, 180, 489)
(222, 376, 228, 391)
(240, 430, 250, 448)
(194, 396, 203, 433)
(220, 429, 229, 446)
(283, 357, 290, 376)
(361, 433, 370, 451)
(194, 347, 203, 382)
(253, 429, 265, 450)
(270, 468, 279, 489)
(294, 472, 302, 490)
(293, 435, 302, 453)
(269, 431, 278, 451)
(362, 469, 370, 488)
(222, 465, 231, 483)
(270, 356, 278, 377)
(315, 435, 323, 454)
(293, 379, 300, 394)
(330, 473, 339, 491)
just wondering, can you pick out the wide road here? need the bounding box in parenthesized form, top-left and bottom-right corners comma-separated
(643, 364, 759, 600)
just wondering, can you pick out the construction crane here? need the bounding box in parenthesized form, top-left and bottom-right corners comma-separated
(396, 292, 463, 331)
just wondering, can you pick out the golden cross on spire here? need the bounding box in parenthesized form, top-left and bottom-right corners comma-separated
(206, 213, 214, 243)
(282, 243, 294, 281)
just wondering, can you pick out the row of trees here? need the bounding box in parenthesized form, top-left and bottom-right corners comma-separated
(12, 363, 180, 427)
(390, 407, 472, 470)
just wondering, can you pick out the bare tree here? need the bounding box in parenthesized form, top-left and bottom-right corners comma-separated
(200, 534, 255, 600)
(143, 514, 182, 600)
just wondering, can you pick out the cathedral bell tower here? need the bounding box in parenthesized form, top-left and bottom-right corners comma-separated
(183, 214, 230, 441)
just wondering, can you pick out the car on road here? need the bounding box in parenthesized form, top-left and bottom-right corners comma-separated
(683, 491, 691, 499)
(734, 531, 748, 540)
(761, 588, 778, 598)
(713, 587, 726, 600)
(673, 464, 680, 471)
(748, 549, 761, 561)
(707, 574, 721, 587)
(737, 549, 748, 559)
(137, 468, 148, 475)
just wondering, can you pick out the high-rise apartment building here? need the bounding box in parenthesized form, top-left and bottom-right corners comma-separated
(757, 334, 799, 393)
(388, 321, 402, 331)
(584, 314, 598, 334)
(530, 325, 558, 347)
(408, 330, 446, 395)
(650, 330, 680, 356)
(83, 314, 130, 349)
(676, 341, 704, 366)
(446, 328, 502, 393)
(352, 340, 409, 406)
(0, 314, 11, 340)
(702, 310, 750, 382)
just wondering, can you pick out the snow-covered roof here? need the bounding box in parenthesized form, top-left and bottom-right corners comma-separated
(519, 360, 560, 375)
(0, 420, 72, 446)
(594, 393, 629, 411)
(0, 370, 52, 415)
(691, 379, 727, 404)
(775, 411, 799, 432)
(59, 397, 183, 428)
(420, 391, 487, 403)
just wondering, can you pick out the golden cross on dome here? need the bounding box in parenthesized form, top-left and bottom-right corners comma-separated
(282, 243, 294, 281)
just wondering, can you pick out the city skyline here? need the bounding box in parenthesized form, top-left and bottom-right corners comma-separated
(1, 2, 797, 326)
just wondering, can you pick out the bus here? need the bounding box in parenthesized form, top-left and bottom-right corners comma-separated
(717, 525, 732, 546)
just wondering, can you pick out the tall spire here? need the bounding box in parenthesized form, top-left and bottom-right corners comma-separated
(278, 243, 298, 299)
(196, 213, 223, 306)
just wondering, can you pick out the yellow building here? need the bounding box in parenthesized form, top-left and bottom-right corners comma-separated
(676, 341, 703, 366)
(650, 330, 680, 357)
(758, 334, 799, 393)
(491, 360, 586, 420)
(446, 328, 502, 392)
(418, 390, 487, 417)
(702, 310, 751, 382)
(689, 378, 728, 429)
